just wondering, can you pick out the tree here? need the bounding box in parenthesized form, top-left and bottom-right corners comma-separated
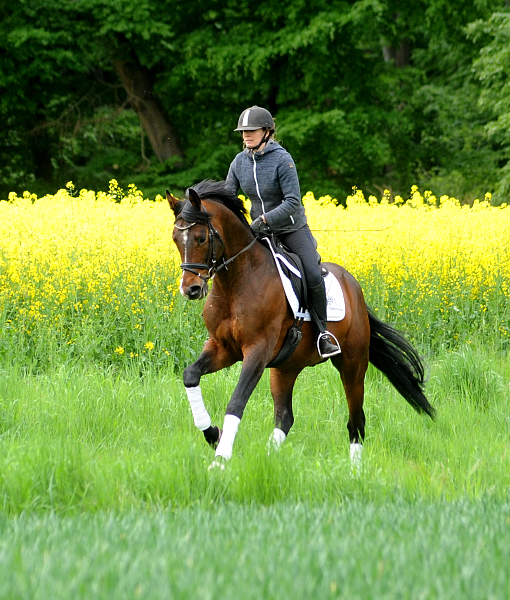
(112, 36, 182, 162)
(0, 0, 185, 190)
(0, 0, 508, 201)
(468, 11, 510, 203)
(173, 0, 505, 198)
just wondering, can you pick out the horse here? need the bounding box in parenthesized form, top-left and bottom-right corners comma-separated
(166, 180, 435, 468)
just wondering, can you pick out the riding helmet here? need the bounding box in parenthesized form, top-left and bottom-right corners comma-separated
(234, 106, 275, 131)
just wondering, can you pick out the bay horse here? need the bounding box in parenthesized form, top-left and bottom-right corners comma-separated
(167, 180, 435, 468)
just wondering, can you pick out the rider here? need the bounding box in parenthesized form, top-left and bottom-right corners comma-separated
(226, 105, 341, 358)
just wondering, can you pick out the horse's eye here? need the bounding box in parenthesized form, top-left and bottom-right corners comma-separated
(197, 235, 207, 245)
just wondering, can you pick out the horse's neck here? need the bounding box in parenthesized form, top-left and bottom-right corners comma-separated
(210, 204, 275, 289)
(222, 224, 253, 258)
(214, 235, 275, 298)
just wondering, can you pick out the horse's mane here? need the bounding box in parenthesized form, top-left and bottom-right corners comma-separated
(176, 180, 250, 230)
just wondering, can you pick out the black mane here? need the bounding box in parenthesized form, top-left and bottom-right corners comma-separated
(176, 179, 250, 229)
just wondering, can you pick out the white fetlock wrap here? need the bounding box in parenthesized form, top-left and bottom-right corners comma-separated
(185, 386, 211, 431)
(350, 443, 363, 474)
(267, 428, 286, 453)
(215, 414, 241, 461)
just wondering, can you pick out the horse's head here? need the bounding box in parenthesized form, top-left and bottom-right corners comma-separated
(167, 187, 217, 300)
(168, 181, 253, 300)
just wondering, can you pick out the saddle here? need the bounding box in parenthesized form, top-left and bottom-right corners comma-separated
(258, 234, 328, 368)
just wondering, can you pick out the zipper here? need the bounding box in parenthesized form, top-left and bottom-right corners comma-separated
(252, 154, 266, 214)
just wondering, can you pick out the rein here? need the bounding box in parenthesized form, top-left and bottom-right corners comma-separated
(177, 217, 258, 282)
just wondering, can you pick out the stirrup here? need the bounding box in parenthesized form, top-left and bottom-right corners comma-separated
(316, 331, 341, 358)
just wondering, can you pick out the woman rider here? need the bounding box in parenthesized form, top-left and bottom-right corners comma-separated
(226, 105, 341, 358)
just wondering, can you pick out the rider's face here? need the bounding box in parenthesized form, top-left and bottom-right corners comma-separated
(242, 128, 266, 150)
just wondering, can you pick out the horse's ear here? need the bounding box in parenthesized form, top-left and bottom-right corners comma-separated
(166, 189, 180, 214)
(188, 188, 202, 211)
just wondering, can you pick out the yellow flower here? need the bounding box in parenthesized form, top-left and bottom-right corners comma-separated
(1, 180, 507, 353)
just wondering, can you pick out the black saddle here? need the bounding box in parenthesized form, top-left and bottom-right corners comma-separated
(259, 235, 328, 312)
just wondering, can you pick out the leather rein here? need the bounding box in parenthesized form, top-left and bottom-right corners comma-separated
(175, 217, 258, 283)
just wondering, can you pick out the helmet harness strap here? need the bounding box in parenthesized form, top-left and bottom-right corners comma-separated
(245, 128, 271, 152)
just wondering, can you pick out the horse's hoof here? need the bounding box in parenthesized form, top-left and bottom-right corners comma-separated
(208, 458, 226, 471)
(266, 428, 286, 454)
(203, 426, 222, 449)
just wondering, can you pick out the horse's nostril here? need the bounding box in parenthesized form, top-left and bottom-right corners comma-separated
(187, 285, 203, 299)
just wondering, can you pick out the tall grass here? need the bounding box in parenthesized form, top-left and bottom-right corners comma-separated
(0, 344, 508, 514)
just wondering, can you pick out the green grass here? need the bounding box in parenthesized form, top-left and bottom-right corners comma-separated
(0, 501, 509, 599)
(0, 346, 509, 596)
(0, 345, 509, 511)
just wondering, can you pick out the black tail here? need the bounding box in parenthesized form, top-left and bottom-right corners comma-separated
(367, 309, 435, 419)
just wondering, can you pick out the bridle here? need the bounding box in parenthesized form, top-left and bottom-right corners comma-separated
(176, 215, 258, 283)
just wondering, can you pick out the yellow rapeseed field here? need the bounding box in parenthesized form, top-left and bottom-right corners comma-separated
(1, 181, 509, 363)
(1, 182, 178, 333)
(305, 187, 510, 306)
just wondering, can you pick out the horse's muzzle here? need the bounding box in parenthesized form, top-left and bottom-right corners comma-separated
(182, 282, 208, 300)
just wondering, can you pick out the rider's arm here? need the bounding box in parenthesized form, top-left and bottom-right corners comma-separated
(262, 154, 302, 230)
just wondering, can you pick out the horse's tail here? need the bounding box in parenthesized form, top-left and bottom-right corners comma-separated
(367, 308, 435, 419)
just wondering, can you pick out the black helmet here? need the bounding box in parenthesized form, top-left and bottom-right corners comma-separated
(234, 106, 275, 131)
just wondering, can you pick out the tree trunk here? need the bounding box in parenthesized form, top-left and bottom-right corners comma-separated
(113, 54, 182, 163)
(31, 122, 54, 182)
(382, 38, 411, 68)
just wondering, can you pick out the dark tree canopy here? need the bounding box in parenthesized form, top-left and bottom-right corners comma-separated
(1, 0, 509, 202)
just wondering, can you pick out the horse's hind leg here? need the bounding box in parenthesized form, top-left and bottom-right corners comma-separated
(267, 368, 301, 450)
(331, 351, 368, 468)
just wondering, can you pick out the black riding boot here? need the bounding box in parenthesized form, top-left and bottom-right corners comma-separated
(308, 281, 341, 358)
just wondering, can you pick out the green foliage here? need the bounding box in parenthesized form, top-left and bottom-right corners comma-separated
(0, 265, 207, 375)
(1, 246, 509, 374)
(468, 12, 510, 204)
(0, 0, 509, 199)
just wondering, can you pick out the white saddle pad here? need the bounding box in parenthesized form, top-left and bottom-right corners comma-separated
(263, 239, 346, 322)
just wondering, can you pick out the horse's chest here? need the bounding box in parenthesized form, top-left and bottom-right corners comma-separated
(203, 300, 248, 342)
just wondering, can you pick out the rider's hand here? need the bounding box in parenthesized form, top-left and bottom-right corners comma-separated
(250, 216, 271, 236)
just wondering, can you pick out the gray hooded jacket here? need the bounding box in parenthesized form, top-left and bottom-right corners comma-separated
(226, 139, 307, 235)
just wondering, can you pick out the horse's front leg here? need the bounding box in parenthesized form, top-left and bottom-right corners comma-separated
(214, 347, 269, 462)
(183, 339, 236, 447)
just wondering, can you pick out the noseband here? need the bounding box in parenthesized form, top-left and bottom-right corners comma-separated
(176, 217, 258, 282)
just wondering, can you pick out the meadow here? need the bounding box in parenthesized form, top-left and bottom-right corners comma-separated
(0, 182, 509, 598)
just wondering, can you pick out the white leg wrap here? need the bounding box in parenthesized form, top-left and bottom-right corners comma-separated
(350, 443, 363, 475)
(185, 386, 211, 431)
(267, 428, 286, 453)
(215, 414, 241, 461)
